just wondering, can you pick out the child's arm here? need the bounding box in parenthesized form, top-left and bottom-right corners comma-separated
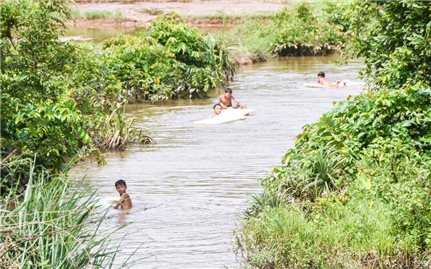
(113, 194, 126, 209)
(113, 193, 132, 209)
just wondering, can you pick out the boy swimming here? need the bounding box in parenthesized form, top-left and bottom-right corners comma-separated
(113, 179, 132, 209)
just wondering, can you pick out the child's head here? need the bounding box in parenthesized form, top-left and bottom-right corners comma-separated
(224, 87, 233, 98)
(317, 71, 325, 78)
(115, 179, 127, 194)
(213, 103, 222, 115)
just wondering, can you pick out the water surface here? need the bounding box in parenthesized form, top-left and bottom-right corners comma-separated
(71, 55, 364, 268)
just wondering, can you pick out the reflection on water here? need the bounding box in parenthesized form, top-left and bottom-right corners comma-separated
(71, 55, 364, 268)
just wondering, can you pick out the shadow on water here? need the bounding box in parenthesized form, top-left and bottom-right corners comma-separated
(71, 55, 365, 268)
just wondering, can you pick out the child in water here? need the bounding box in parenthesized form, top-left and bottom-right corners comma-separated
(317, 71, 347, 88)
(113, 179, 132, 209)
(209, 103, 222, 118)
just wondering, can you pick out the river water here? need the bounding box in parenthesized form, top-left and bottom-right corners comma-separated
(71, 55, 364, 268)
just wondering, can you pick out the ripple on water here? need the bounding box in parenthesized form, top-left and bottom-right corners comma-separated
(71, 56, 365, 268)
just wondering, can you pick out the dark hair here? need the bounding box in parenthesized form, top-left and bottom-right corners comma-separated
(224, 88, 233, 93)
(213, 103, 222, 109)
(317, 71, 325, 77)
(115, 179, 127, 187)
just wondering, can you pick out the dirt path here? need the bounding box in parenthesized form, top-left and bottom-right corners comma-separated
(68, 0, 289, 29)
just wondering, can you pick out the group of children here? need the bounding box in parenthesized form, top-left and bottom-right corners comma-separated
(113, 89, 248, 209)
(209, 87, 248, 118)
(114, 74, 341, 209)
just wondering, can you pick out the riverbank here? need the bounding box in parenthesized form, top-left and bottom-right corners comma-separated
(68, 0, 289, 30)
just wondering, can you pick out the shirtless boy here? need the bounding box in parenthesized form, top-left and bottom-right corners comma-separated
(317, 71, 346, 88)
(209, 103, 222, 118)
(113, 179, 132, 209)
(218, 88, 247, 109)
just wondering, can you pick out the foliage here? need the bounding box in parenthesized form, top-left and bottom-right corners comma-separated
(237, 82, 431, 266)
(272, 3, 347, 56)
(211, 2, 349, 60)
(344, 0, 431, 88)
(262, 84, 431, 202)
(210, 18, 277, 62)
(0, 0, 90, 177)
(238, 144, 431, 268)
(0, 162, 121, 268)
(102, 13, 235, 102)
(0, 0, 149, 190)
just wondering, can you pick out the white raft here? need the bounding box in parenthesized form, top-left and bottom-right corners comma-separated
(194, 108, 255, 125)
(304, 81, 366, 88)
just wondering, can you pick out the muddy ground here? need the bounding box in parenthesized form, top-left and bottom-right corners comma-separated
(68, 0, 289, 29)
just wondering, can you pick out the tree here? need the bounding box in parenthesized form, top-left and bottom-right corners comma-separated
(346, 0, 431, 88)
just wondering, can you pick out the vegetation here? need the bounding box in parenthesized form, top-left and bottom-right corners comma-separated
(1, 1, 232, 266)
(236, 1, 431, 268)
(1, 2, 232, 188)
(210, 2, 350, 62)
(72, 10, 123, 20)
(0, 0, 146, 189)
(345, 0, 431, 89)
(0, 161, 128, 268)
(101, 13, 235, 102)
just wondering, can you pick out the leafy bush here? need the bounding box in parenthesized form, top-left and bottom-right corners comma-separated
(0, 0, 148, 189)
(263, 84, 431, 202)
(272, 3, 347, 56)
(237, 82, 431, 267)
(344, 0, 431, 88)
(101, 13, 235, 102)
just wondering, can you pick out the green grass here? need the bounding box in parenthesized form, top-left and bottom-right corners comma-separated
(237, 198, 398, 268)
(208, 18, 278, 61)
(72, 10, 123, 20)
(0, 160, 138, 268)
(187, 13, 275, 20)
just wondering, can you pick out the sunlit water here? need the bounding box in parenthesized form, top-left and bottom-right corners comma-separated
(71, 55, 364, 268)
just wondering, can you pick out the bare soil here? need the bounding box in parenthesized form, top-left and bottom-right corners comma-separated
(67, 0, 289, 30)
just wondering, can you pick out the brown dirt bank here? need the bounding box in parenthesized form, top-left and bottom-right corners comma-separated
(68, 0, 289, 30)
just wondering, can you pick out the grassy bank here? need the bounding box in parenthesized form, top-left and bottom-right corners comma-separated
(236, 1, 431, 267)
(209, 2, 349, 62)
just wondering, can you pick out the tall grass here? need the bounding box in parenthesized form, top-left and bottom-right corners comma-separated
(72, 10, 123, 20)
(237, 198, 397, 268)
(209, 18, 277, 62)
(0, 160, 130, 268)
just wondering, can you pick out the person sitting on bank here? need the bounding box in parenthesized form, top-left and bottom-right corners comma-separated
(209, 103, 222, 118)
(317, 71, 347, 88)
(218, 88, 247, 109)
(113, 179, 132, 210)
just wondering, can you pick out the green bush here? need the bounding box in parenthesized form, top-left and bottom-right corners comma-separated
(344, 0, 431, 88)
(272, 3, 347, 56)
(237, 82, 431, 267)
(0, 0, 147, 189)
(101, 13, 235, 102)
(262, 84, 431, 202)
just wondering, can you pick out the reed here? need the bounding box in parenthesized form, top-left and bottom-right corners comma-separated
(0, 160, 129, 268)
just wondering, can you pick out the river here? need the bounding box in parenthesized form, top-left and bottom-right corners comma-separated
(71, 55, 364, 268)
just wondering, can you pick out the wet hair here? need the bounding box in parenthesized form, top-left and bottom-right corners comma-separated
(115, 179, 127, 187)
(317, 71, 325, 77)
(213, 103, 222, 109)
(224, 88, 233, 94)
